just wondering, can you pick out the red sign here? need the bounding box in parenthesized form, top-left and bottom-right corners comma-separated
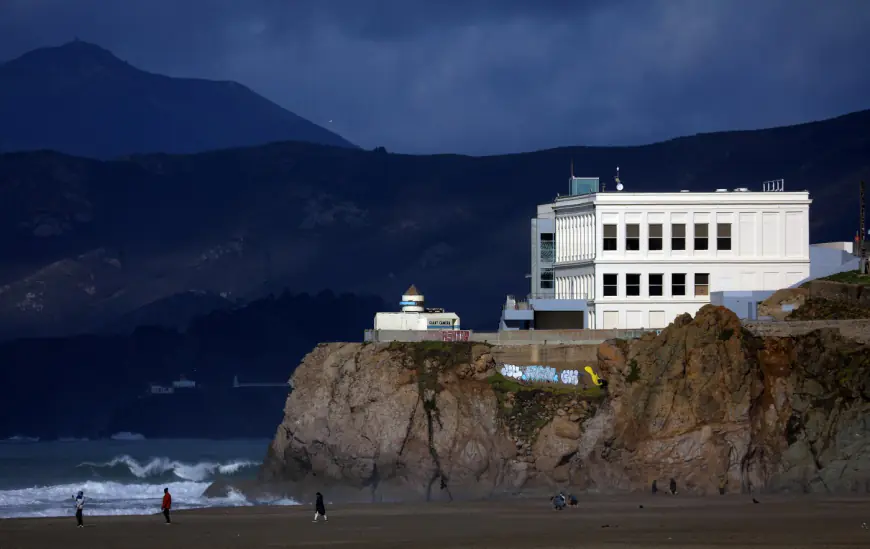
(441, 330, 470, 342)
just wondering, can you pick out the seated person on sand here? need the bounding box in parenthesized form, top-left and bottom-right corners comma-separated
(551, 493, 566, 510)
(568, 494, 578, 507)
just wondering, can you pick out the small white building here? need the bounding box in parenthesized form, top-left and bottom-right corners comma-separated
(374, 285, 461, 331)
(512, 173, 813, 330)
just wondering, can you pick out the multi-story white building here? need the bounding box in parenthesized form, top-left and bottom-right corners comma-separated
(519, 176, 812, 330)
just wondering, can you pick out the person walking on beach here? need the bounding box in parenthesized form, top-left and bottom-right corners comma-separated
(668, 478, 678, 495)
(161, 488, 172, 524)
(313, 492, 327, 522)
(73, 491, 85, 528)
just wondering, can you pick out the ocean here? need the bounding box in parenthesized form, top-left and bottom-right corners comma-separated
(0, 434, 296, 519)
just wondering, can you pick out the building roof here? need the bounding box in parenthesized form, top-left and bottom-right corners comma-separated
(404, 284, 421, 296)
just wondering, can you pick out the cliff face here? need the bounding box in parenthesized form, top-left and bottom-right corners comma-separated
(261, 306, 870, 500)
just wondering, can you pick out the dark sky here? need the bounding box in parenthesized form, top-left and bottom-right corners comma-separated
(1, 0, 868, 155)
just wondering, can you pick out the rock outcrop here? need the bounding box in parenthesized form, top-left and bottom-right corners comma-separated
(258, 306, 870, 500)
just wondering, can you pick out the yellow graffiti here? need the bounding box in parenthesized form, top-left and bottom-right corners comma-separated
(584, 366, 603, 386)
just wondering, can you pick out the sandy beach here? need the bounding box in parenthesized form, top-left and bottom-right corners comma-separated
(2, 495, 869, 548)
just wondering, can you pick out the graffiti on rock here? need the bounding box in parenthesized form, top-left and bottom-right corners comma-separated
(584, 366, 603, 386)
(560, 369, 579, 385)
(499, 364, 581, 385)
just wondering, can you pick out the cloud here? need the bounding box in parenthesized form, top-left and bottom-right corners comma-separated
(0, 0, 868, 155)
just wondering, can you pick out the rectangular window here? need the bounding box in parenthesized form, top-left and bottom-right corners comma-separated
(626, 224, 640, 251)
(603, 224, 617, 251)
(649, 273, 664, 296)
(694, 223, 709, 250)
(540, 233, 555, 262)
(626, 273, 640, 296)
(540, 268, 554, 289)
(671, 223, 686, 251)
(695, 273, 710, 296)
(717, 223, 732, 251)
(648, 224, 663, 251)
(672, 273, 686, 296)
(603, 273, 618, 297)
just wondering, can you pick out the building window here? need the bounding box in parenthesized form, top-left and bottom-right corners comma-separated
(540, 233, 555, 262)
(672, 223, 686, 250)
(695, 273, 710, 296)
(626, 224, 640, 251)
(541, 268, 554, 289)
(717, 223, 732, 251)
(603, 274, 618, 296)
(626, 273, 640, 296)
(648, 224, 663, 251)
(672, 273, 686, 296)
(603, 224, 617, 251)
(694, 223, 709, 250)
(649, 273, 663, 296)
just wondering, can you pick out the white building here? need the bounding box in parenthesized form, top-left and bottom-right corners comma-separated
(374, 285, 461, 331)
(517, 175, 812, 330)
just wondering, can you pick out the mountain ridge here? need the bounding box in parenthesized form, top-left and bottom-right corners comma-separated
(0, 40, 356, 158)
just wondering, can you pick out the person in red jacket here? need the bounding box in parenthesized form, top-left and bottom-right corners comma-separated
(161, 488, 172, 524)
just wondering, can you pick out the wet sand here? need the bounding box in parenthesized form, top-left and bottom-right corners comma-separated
(2, 495, 869, 548)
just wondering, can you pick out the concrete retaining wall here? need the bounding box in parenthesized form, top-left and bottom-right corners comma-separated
(366, 319, 869, 346)
(365, 328, 647, 345)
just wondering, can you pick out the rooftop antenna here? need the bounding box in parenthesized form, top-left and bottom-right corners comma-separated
(570, 158, 575, 178)
(615, 166, 624, 191)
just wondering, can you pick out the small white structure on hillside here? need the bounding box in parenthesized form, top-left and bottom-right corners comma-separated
(374, 285, 461, 331)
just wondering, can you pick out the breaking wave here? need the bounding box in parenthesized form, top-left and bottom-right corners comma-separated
(4, 436, 40, 443)
(78, 455, 259, 482)
(0, 480, 297, 519)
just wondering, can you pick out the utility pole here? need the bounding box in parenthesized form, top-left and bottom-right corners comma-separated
(861, 181, 868, 274)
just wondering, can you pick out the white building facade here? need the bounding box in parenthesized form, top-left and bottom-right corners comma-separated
(373, 285, 461, 331)
(530, 182, 812, 329)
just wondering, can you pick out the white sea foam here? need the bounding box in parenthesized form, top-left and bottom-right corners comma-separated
(110, 432, 146, 441)
(0, 480, 261, 519)
(79, 455, 258, 482)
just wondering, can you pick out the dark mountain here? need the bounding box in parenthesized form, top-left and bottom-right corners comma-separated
(0, 289, 387, 439)
(0, 109, 869, 339)
(0, 41, 355, 158)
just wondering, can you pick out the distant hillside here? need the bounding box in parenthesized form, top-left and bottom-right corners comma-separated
(0, 41, 355, 158)
(0, 109, 868, 338)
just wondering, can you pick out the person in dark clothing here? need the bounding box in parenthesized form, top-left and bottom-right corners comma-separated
(73, 491, 85, 527)
(568, 494, 578, 507)
(718, 477, 727, 495)
(669, 478, 678, 495)
(161, 488, 172, 524)
(313, 492, 327, 522)
(651, 480, 658, 494)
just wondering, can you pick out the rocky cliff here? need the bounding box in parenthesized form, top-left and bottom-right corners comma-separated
(258, 306, 870, 501)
